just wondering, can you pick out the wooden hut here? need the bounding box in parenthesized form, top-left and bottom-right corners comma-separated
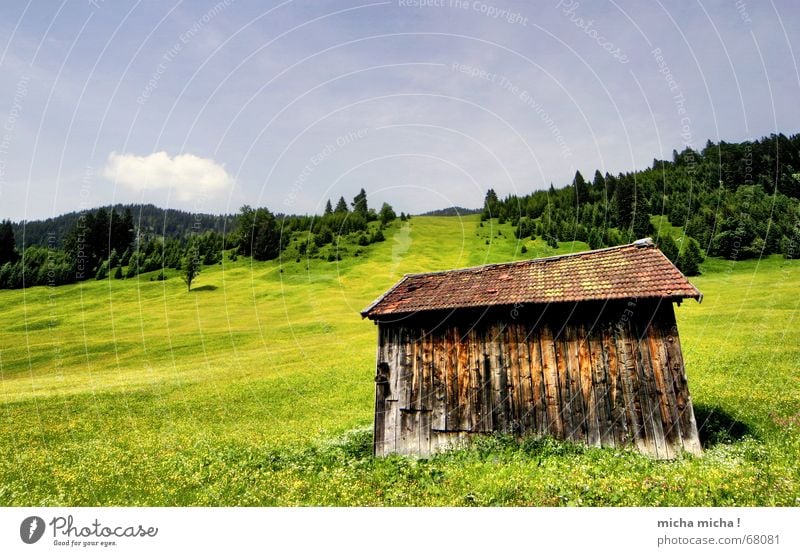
(361, 238, 703, 459)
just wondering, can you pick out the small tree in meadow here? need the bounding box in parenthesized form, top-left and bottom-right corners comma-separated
(378, 202, 397, 226)
(183, 245, 201, 291)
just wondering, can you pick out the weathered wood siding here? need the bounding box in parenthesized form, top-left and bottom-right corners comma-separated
(373, 300, 701, 458)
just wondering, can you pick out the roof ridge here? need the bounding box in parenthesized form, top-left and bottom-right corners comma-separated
(403, 240, 651, 279)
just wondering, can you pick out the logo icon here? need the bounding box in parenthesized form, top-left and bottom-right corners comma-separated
(20, 516, 45, 544)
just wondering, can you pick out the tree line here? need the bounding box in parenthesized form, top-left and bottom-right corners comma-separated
(484, 133, 800, 275)
(237, 188, 401, 262)
(0, 188, 399, 290)
(11, 203, 231, 250)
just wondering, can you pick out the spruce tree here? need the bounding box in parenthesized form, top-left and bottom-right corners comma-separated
(657, 234, 679, 263)
(678, 238, 704, 276)
(352, 188, 368, 217)
(630, 192, 653, 240)
(482, 189, 499, 220)
(573, 170, 589, 204)
(182, 245, 201, 291)
(0, 220, 19, 265)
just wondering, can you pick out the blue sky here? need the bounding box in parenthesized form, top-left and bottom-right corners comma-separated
(0, 0, 798, 220)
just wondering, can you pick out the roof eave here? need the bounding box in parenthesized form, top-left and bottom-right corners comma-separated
(366, 292, 702, 318)
(360, 274, 411, 319)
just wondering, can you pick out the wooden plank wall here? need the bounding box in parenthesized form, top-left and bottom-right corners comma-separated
(373, 301, 702, 458)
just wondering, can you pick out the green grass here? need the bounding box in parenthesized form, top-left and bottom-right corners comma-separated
(650, 214, 684, 239)
(0, 215, 798, 505)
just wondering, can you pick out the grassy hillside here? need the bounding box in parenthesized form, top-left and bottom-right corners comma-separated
(0, 215, 798, 505)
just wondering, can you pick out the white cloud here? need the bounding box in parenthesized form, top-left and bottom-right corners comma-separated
(102, 151, 234, 201)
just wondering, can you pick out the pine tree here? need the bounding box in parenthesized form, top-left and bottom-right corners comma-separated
(182, 244, 201, 291)
(91, 207, 110, 267)
(110, 208, 134, 256)
(592, 170, 605, 190)
(334, 197, 349, 213)
(63, 211, 96, 280)
(588, 229, 604, 250)
(657, 234, 679, 263)
(95, 261, 109, 280)
(614, 176, 635, 231)
(251, 208, 282, 261)
(235, 205, 256, 256)
(592, 170, 605, 205)
(482, 188, 499, 220)
(678, 238, 704, 276)
(352, 188, 368, 217)
(573, 170, 589, 204)
(324, 200, 333, 215)
(630, 191, 653, 240)
(0, 220, 19, 265)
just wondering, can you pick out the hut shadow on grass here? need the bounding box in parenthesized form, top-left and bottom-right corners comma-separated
(191, 285, 218, 292)
(693, 404, 753, 447)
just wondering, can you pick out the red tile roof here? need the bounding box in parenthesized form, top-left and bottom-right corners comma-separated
(361, 238, 701, 319)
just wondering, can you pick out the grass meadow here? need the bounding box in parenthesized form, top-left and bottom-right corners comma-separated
(0, 215, 798, 506)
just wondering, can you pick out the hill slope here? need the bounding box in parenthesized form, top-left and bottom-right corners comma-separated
(0, 216, 797, 505)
